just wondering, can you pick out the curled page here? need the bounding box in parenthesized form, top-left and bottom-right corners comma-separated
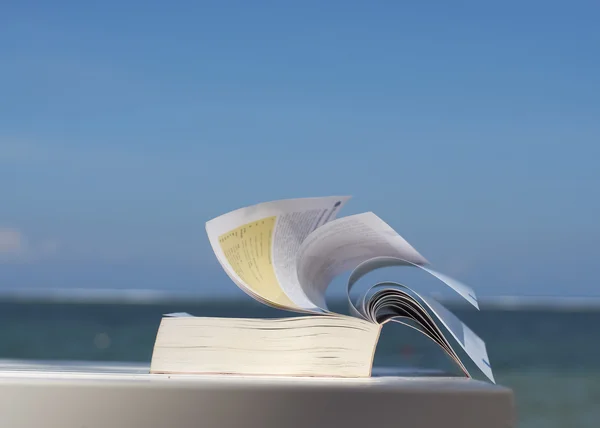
(295, 212, 478, 310)
(351, 282, 470, 376)
(365, 284, 472, 378)
(346, 256, 479, 310)
(347, 278, 495, 383)
(295, 212, 428, 310)
(205, 196, 351, 312)
(417, 293, 495, 383)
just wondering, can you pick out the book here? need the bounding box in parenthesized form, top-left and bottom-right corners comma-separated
(149, 196, 494, 382)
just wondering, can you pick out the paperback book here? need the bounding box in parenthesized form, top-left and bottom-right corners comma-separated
(150, 196, 494, 383)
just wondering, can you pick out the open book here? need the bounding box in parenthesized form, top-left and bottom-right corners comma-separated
(150, 196, 494, 383)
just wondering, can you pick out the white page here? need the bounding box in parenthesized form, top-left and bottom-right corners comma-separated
(417, 294, 495, 383)
(295, 212, 429, 310)
(346, 256, 479, 310)
(205, 196, 351, 311)
(350, 279, 493, 383)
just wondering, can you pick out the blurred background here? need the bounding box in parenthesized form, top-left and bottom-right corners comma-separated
(1, 1, 599, 427)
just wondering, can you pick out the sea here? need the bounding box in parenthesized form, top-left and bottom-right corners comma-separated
(0, 294, 597, 428)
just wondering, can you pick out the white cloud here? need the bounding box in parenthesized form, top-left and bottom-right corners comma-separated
(0, 227, 59, 263)
(0, 228, 25, 255)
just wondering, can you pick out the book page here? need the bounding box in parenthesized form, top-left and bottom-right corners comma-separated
(346, 256, 479, 310)
(352, 280, 493, 383)
(295, 212, 429, 310)
(205, 196, 350, 311)
(417, 294, 495, 383)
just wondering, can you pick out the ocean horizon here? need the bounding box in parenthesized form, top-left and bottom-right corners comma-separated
(1, 286, 599, 310)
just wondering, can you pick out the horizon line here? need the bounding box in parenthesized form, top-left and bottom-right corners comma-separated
(0, 287, 599, 310)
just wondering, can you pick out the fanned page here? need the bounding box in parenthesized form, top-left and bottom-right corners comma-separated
(417, 293, 495, 383)
(206, 198, 480, 312)
(205, 196, 351, 311)
(295, 211, 479, 310)
(346, 257, 495, 383)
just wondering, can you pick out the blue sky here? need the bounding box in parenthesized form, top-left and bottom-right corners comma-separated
(1, 1, 599, 298)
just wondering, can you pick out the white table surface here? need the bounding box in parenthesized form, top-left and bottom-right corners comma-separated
(0, 360, 515, 428)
